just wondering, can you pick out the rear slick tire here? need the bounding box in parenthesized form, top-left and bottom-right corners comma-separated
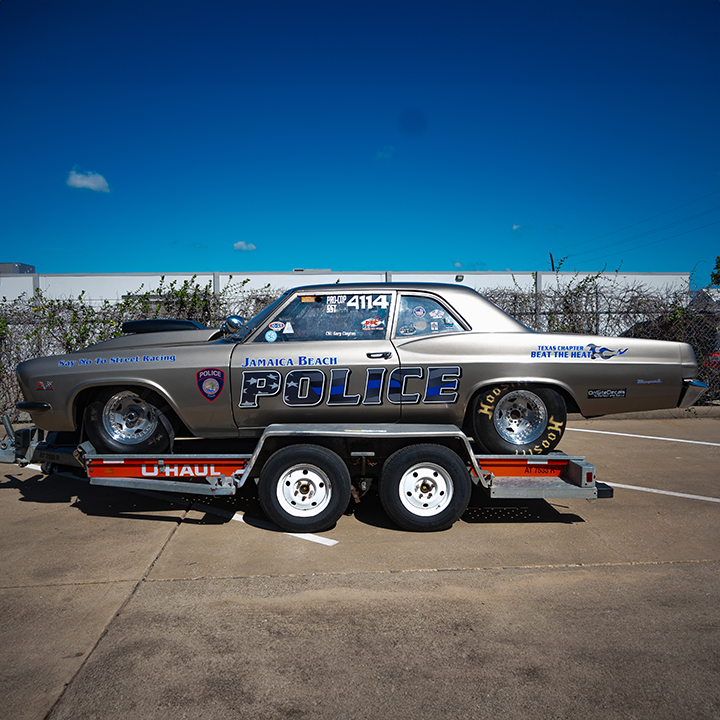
(471, 384, 566, 455)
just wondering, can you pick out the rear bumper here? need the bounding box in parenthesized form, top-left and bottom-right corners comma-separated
(678, 379, 708, 409)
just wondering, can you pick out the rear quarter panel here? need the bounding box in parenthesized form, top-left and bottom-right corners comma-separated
(394, 332, 684, 421)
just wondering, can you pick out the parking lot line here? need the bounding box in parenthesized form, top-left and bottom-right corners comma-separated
(603, 482, 720, 503)
(190, 502, 339, 546)
(566, 428, 720, 447)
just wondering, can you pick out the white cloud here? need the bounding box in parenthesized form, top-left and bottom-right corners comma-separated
(454, 262, 463, 268)
(375, 145, 394, 160)
(233, 241, 257, 251)
(67, 169, 110, 192)
(512, 224, 521, 231)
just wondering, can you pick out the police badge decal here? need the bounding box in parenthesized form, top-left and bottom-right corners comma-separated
(197, 368, 225, 401)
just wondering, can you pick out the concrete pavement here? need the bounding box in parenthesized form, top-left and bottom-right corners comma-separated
(1, 416, 718, 719)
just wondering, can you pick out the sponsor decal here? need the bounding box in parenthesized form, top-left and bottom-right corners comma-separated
(197, 368, 225, 401)
(431, 322, 439, 332)
(269, 321, 285, 331)
(283, 321, 294, 334)
(361, 316, 384, 330)
(399, 325, 416, 336)
(301, 296, 317, 303)
(588, 388, 627, 399)
(429, 309, 445, 319)
(530, 343, 629, 359)
(636, 379, 662, 385)
(265, 330, 278, 343)
(413, 306, 426, 317)
(36, 381, 53, 390)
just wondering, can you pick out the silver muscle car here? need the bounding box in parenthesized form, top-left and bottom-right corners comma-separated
(16, 283, 707, 456)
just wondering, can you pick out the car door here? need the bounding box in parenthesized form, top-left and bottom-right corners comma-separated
(391, 291, 468, 426)
(230, 289, 401, 430)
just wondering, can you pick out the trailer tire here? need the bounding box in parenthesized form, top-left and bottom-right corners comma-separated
(471, 385, 566, 455)
(379, 444, 471, 532)
(258, 444, 351, 533)
(85, 388, 170, 454)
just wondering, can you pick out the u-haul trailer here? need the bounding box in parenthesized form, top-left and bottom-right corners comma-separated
(1, 419, 612, 533)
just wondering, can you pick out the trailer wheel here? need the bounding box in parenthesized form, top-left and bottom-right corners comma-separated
(85, 388, 170, 454)
(379, 444, 471, 532)
(258, 444, 351, 533)
(471, 385, 566, 455)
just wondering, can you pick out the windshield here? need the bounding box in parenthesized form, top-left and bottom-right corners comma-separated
(227, 292, 290, 342)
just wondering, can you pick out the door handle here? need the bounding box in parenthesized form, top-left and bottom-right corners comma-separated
(366, 352, 393, 359)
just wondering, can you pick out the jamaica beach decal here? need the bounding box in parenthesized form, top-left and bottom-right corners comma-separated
(197, 368, 225, 401)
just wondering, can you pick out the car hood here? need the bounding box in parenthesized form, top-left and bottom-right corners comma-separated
(81, 327, 223, 353)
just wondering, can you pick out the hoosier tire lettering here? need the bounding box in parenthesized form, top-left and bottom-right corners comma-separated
(471, 384, 567, 455)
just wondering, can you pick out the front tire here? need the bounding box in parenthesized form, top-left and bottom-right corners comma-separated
(258, 444, 351, 533)
(85, 388, 171, 454)
(379, 444, 472, 532)
(471, 384, 566, 455)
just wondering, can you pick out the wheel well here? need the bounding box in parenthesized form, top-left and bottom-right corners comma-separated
(72, 385, 189, 437)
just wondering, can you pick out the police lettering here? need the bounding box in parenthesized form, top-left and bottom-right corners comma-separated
(237, 366, 461, 409)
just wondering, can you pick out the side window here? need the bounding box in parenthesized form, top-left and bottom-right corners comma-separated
(254, 292, 392, 342)
(394, 295, 462, 339)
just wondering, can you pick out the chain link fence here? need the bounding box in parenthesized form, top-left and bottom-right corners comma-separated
(483, 277, 719, 404)
(2, 276, 718, 421)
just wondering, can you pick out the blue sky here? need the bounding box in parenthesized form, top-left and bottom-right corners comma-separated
(1, 0, 719, 285)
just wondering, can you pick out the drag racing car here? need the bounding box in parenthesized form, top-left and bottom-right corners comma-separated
(15, 282, 707, 456)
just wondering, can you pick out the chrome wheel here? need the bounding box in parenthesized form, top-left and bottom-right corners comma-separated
(492, 389, 548, 445)
(276, 464, 332, 518)
(101, 391, 159, 445)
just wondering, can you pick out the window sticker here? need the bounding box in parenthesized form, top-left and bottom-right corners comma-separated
(346, 294, 390, 310)
(399, 325, 416, 336)
(413, 306, 426, 318)
(431, 322, 439, 332)
(301, 296, 317, 303)
(361, 316, 384, 330)
(283, 322, 294, 334)
(269, 321, 285, 331)
(265, 330, 278, 343)
(429, 309, 444, 319)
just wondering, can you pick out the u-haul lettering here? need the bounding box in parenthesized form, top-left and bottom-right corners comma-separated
(141, 464, 223, 477)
